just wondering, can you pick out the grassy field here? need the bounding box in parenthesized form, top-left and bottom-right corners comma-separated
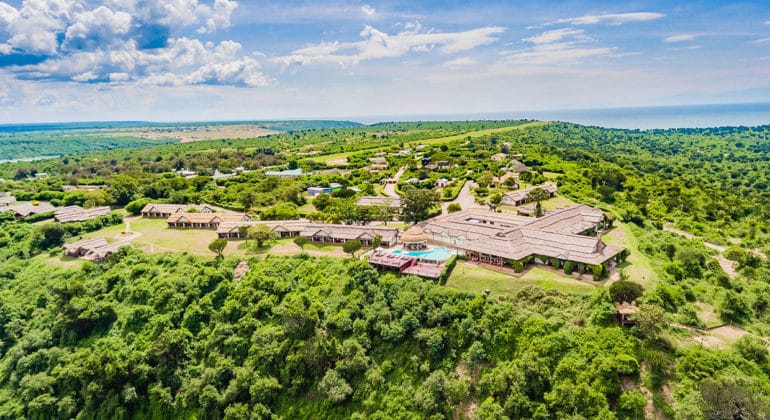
(446, 261, 596, 297)
(63, 217, 355, 260)
(314, 121, 547, 164)
(603, 221, 659, 289)
(498, 194, 578, 214)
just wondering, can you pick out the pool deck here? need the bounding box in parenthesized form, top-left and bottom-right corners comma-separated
(401, 263, 443, 279)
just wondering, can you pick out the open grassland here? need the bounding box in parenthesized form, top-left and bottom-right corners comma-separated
(603, 221, 659, 289)
(314, 121, 548, 164)
(446, 261, 596, 296)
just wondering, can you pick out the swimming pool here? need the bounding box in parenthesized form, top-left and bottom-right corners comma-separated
(391, 247, 454, 261)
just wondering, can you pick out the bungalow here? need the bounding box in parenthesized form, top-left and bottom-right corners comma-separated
(307, 183, 343, 196)
(54, 205, 112, 223)
(0, 195, 16, 206)
(62, 237, 128, 262)
(62, 237, 109, 257)
(369, 157, 388, 164)
(140, 203, 213, 218)
(500, 182, 558, 206)
(435, 178, 450, 188)
(167, 213, 250, 229)
(216, 221, 399, 247)
(436, 161, 451, 169)
(2, 202, 56, 220)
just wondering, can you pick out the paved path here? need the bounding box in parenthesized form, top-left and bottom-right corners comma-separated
(383, 166, 407, 198)
(442, 181, 485, 214)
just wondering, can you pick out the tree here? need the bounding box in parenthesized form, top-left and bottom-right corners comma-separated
(609, 280, 644, 303)
(34, 224, 66, 250)
(372, 202, 396, 225)
(372, 234, 383, 249)
(700, 375, 770, 420)
(108, 175, 140, 206)
(718, 290, 752, 324)
(293, 236, 309, 250)
(319, 369, 352, 403)
(313, 193, 332, 211)
(402, 188, 439, 223)
(632, 303, 667, 342)
(208, 238, 227, 258)
(125, 198, 151, 216)
(246, 225, 279, 248)
(503, 176, 518, 189)
(534, 201, 544, 217)
(343, 240, 362, 258)
(528, 187, 550, 203)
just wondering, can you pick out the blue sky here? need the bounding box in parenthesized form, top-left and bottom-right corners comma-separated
(0, 0, 768, 122)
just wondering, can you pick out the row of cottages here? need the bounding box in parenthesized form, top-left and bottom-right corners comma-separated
(140, 203, 214, 218)
(62, 237, 127, 262)
(500, 182, 558, 207)
(54, 205, 111, 223)
(0, 195, 16, 206)
(216, 221, 399, 247)
(414, 205, 623, 273)
(1, 202, 56, 220)
(167, 213, 250, 229)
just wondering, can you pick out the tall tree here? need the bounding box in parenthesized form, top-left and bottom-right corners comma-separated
(208, 238, 227, 258)
(343, 240, 362, 258)
(401, 188, 439, 223)
(246, 225, 280, 248)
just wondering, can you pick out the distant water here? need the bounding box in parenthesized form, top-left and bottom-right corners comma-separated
(358, 102, 770, 129)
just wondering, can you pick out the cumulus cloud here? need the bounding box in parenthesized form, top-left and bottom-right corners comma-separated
(553, 12, 665, 26)
(663, 34, 696, 43)
(361, 4, 376, 17)
(273, 23, 504, 66)
(503, 28, 612, 65)
(0, 0, 262, 88)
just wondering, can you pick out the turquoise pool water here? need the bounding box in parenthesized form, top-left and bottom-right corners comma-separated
(392, 247, 453, 261)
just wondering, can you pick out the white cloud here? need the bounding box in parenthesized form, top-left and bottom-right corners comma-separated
(361, 4, 376, 17)
(442, 57, 478, 68)
(504, 28, 611, 65)
(663, 34, 696, 43)
(524, 28, 587, 45)
(199, 0, 238, 34)
(553, 12, 665, 26)
(62, 6, 132, 51)
(750, 37, 770, 45)
(0, 0, 266, 88)
(273, 24, 505, 66)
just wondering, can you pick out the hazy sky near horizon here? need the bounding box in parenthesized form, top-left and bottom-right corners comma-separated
(0, 0, 769, 123)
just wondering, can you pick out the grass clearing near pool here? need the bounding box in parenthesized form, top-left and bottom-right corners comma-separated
(446, 261, 596, 297)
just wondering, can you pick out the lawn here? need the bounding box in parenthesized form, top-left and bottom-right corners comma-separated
(602, 221, 659, 289)
(314, 121, 547, 164)
(62, 216, 357, 260)
(497, 195, 578, 213)
(446, 261, 596, 297)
